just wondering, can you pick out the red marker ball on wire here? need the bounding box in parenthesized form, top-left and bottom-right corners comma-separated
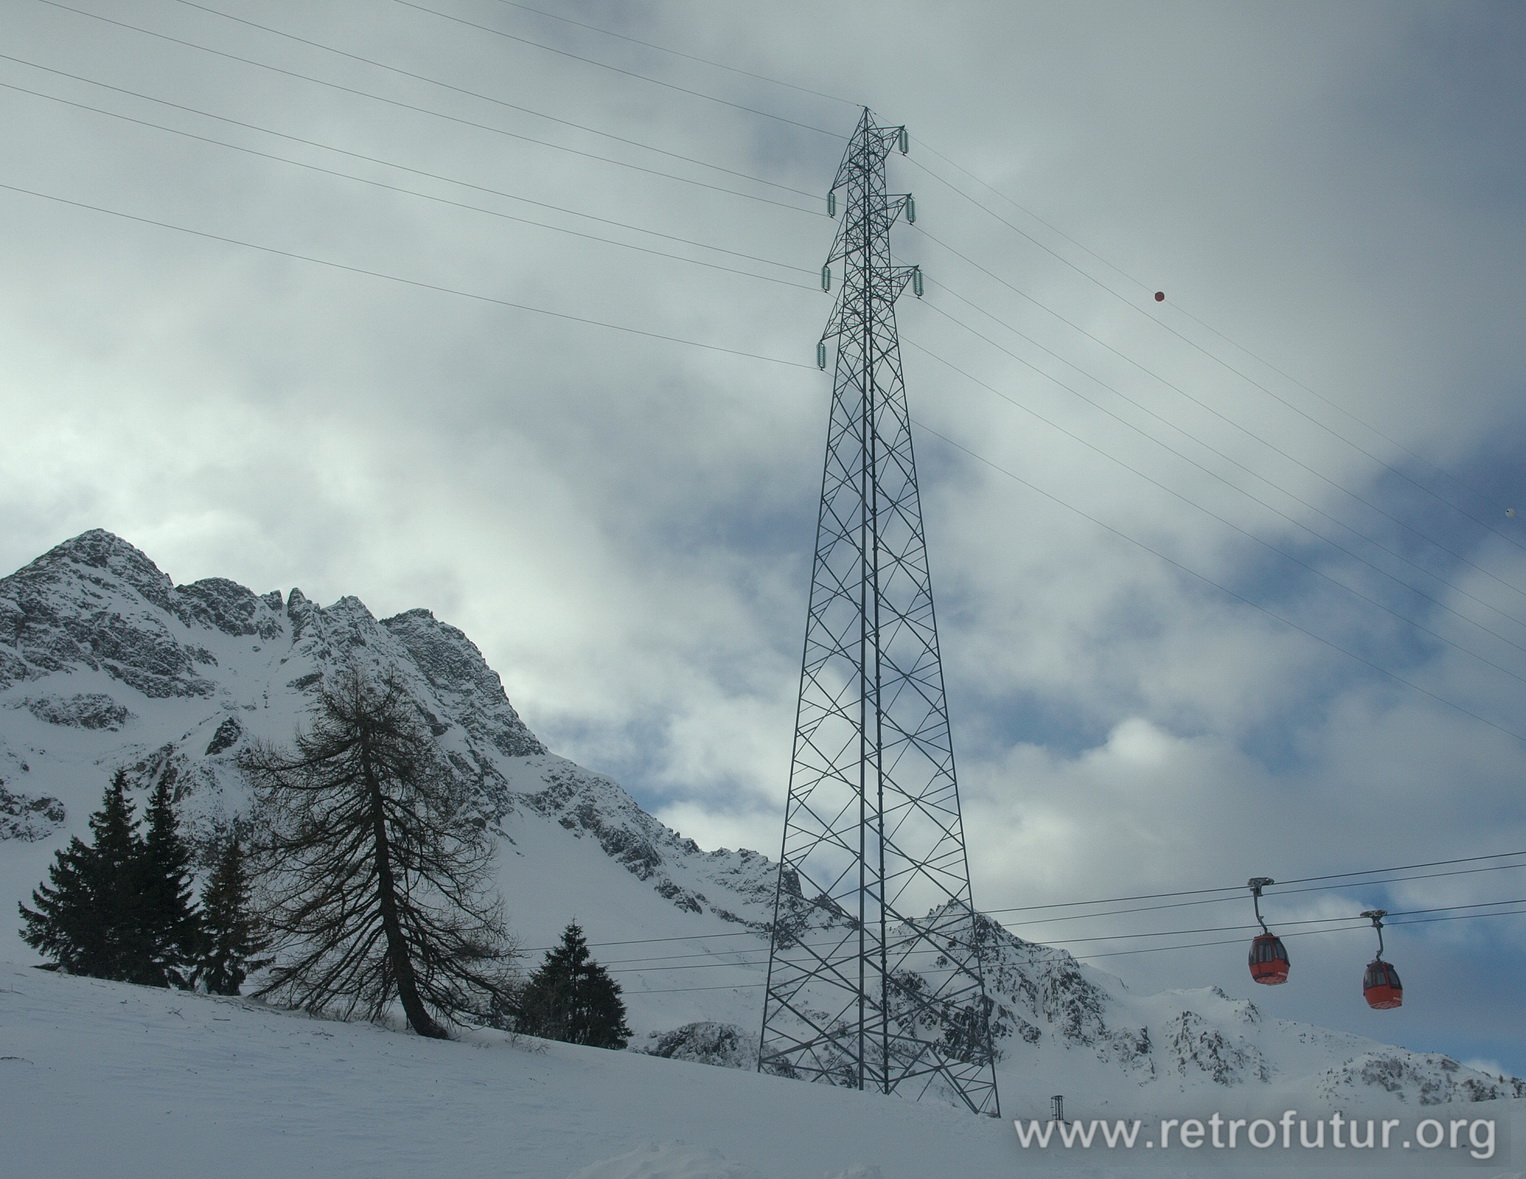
(1154, 291, 1165, 302)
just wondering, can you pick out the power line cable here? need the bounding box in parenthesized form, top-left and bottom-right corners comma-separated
(0, 53, 813, 277)
(904, 395, 1526, 745)
(52, 21, 1500, 719)
(0, 75, 814, 290)
(56, 2, 1513, 680)
(390, 0, 844, 140)
(1168, 302, 1524, 530)
(900, 331, 1526, 691)
(993, 860, 1526, 927)
(910, 221, 1526, 602)
(165, 0, 821, 201)
(914, 271, 1526, 637)
(486, 0, 859, 110)
(568, 890, 1526, 985)
(590, 862, 1526, 973)
(0, 179, 816, 370)
(602, 893, 1526, 974)
(906, 146, 1526, 548)
(626, 980, 768, 995)
(618, 905, 1526, 990)
(520, 929, 763, 956)
(1275, 849, 1526, 886)
(1388, 907, 1526, 928)
(156, 0, 1521, 569)
(1001, 897, 1526, 951)
(912, 291, 1526, 667)
(1068, 905, 1526, 963)
(527, 851, 1526, 958)
(473, 0, 1434, 547)
(560, 873, 1526, 973)
(32, 0, 817, 215)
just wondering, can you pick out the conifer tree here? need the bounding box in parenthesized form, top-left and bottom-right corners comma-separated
(198, 834, 268, 996)
(516, 922, 632, 1049)
(136, 772, 202, 987)
(19, 769, 147, 980)
(243, 667, 517, 1038)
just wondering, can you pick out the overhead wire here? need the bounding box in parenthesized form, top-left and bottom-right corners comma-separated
(618, 905, 1526, 992)
(33, 0, 819, 215)
(906, 294, 1526, 684)
(911, 270, 1526, 638)
(894, 319, 1526, 765)
(0, 71, 817, 290)
(602, 900, 1526, 980)
(521, 848, 1526, 970)
(379, 0, 1526, 611)
(523, 929, 762, 955)
(516, 851, 1526, 956)
(412, 0, 1521, 558)
(1169, 301, 1523, 529)
(989, 860, 1526, 929)
(15, 22, 1521, 746)
(595, 891, 1526, 972)
(388, 0, 845, 140)
(471, 0, 1509, 552)
(52, 0, 1510, 630)
(905, 146, 1526, 551)
(512, 856, 1526, 994)
(486, 0, 859, 110)
(993, 897, 1526, 952)
(905, 385, 1526, 745)
(908, 220, 1526, 603)
(359, 0, 1519, 567)
(983, 850, 1526, 913)
(1069, 905, 1526, 964)
(0, 179, 817, 371)
(163, 0, 822, 201)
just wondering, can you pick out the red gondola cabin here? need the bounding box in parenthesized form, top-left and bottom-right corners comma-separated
(1249, 932, 1290, 984)
(1363, 959, 1403, 1009)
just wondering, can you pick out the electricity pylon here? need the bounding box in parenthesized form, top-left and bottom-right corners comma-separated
(758, 109, 999, 1117)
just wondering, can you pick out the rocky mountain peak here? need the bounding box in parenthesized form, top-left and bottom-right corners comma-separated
(0, 530, 545, 823)
(12, 528, 176, 613)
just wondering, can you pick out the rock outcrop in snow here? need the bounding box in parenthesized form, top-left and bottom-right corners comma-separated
(0, 529, 544, 844)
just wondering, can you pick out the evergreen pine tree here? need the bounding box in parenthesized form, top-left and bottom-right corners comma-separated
(516, 922, 632, 1049)
(19, 769, 147, 980)
(136, 771, 202, 988)
(243, 667, 517, 1037)
(198, 834, 269, 996)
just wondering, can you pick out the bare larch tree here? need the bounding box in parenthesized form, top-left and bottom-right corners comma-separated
(242, 667, 516, 1037)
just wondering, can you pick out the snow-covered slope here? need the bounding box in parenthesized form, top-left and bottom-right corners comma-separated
(3, 963, 1521, 1179)
(1, 530, 1521, 1119)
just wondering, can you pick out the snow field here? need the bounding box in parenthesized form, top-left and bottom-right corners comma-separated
(4, 962, 1522, 1179)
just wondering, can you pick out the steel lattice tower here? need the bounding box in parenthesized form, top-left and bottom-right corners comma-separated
(758, 109, 999, 1116)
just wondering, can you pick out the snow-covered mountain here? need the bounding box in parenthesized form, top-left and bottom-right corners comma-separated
(2, 529, 1520, 1118)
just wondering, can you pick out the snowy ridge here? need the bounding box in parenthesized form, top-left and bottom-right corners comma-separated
(0, 530, 1521, 1118)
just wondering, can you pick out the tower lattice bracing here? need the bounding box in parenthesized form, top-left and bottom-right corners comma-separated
(758, 110, 1000, 1116)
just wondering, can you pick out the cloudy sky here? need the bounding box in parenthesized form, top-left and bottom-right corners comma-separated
(3, 1, 1524, 1074)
